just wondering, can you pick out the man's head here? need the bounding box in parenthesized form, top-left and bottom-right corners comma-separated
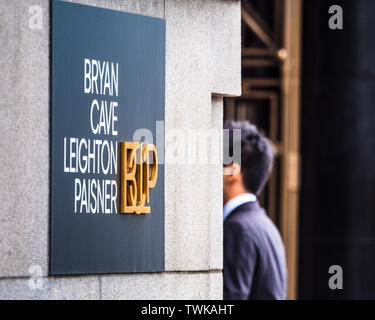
(223, 121, 275, 203)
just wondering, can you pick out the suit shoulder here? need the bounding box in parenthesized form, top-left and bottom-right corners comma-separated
(225, 203, 282, 242)
(225, 203, 263, 228)
(224, 206, 263, 242)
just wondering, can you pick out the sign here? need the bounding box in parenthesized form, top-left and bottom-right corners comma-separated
(51, 0, 165, 274)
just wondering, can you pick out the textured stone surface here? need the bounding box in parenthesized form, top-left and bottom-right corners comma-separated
(62, 0, 164, 17)
(0, 271, 221, 300)
(164, 0, 241, 271)
(101, 271, 222, 300)
(0, 0, 240, 298)
(0, 276, 99, 300)
(0, 0, 50, 278)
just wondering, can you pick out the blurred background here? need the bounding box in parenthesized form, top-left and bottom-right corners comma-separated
(224, 0, 375, 299)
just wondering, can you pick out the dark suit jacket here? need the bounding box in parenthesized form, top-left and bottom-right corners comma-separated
(223, 201, 287, 300)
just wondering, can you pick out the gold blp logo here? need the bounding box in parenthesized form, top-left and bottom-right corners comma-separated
(120, 142, 158, 214)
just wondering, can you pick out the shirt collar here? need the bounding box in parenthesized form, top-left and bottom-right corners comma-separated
(223, 193, 257, 221)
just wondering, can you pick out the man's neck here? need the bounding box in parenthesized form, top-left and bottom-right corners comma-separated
(224, 190, 252, 206)
(223, 192, 258, 221)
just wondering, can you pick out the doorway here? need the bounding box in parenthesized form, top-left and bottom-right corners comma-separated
(224, 0, 302, 299)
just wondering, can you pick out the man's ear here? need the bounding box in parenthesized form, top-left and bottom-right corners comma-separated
(232, 162, 241, 176)
(224, 163, 241, 176)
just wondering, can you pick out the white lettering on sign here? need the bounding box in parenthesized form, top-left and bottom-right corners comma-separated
(90, 99, 118, 136)
(63, 58, 120, 214)
(84, 59, 119, 96)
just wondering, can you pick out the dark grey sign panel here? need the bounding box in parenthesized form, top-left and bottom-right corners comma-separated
(51, 0, 165, 274)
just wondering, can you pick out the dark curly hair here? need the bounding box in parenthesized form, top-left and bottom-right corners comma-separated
(224, 120, 274, 195)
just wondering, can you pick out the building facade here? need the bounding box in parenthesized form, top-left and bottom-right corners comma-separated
(0, 0, 241, 299)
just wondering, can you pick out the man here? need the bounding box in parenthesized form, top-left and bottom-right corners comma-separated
(223, 120, 287, 300)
